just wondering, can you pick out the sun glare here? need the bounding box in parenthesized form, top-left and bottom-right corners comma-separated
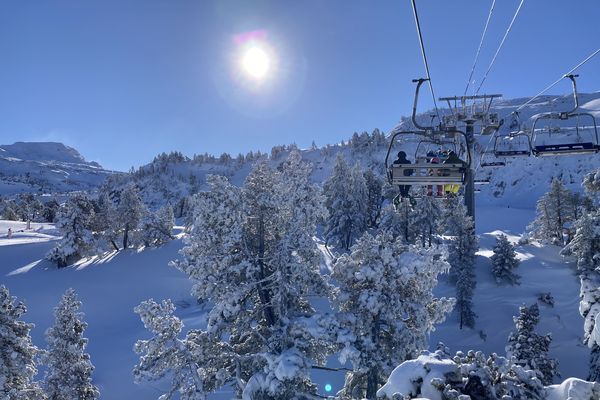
(241, 45, 271, 80)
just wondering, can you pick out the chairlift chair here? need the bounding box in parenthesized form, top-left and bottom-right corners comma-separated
(480, 150, 505, 167)
(386, 132, 469, 189)
(493, 132, 532, 157)
(530, 74, 600, 156)
(385, 78, 471, 200)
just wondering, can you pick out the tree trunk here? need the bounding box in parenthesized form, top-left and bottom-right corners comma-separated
(123, 223, 129, 249)
(256, 213, 275, 328)
(110, 239, 119, 252)
(366, 367, 379, 399)
(366, 316, 381, 399)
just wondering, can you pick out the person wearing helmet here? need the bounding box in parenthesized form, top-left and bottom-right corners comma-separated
(393, 151, 413, 199)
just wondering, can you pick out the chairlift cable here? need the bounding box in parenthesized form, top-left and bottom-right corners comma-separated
(464, 0, 497, 96)
(515, 47, 600, 111)
(474, 0, 526, 95)
(410, 0, 442, 124)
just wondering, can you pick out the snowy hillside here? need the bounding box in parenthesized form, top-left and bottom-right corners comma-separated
(2, 91, 598, 210)
(0, 204, 590, 398)
(0, 142, 116, 196)
(98, 91, 600, 211)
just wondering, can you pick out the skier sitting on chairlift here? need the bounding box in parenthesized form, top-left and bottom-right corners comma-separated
(443, 150, 465, 195)
(393, 151, 413, 200)
(427, 152, 443, 197)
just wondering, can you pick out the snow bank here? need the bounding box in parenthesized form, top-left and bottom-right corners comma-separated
(379, 356, 600, 400)
(545, 378, 600, 400)
(377, 354, 456, 400)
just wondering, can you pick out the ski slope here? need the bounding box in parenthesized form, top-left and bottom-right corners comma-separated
(0, 201, 588, 398)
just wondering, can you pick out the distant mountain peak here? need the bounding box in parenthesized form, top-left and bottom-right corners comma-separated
(0, 141, 101, 168)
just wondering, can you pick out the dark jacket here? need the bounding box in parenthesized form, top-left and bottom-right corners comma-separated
(393, 155, 413, 176)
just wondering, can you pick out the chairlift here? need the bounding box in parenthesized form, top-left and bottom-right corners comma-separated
(493, 132, 531, 157)
(481, 112, 502, 135)
(386, 132, 469, 189)
(385, 78, 471, 200)
(530, 74, 600, 156)
(480, 150, 505, 167)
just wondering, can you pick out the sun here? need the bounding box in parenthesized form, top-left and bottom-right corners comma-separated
(241, 45, 271, 80)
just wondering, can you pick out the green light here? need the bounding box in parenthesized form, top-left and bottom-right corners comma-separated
(325, 384, 332, 392)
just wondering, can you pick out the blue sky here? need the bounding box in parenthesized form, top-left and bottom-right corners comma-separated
(1, 0, 599, 171)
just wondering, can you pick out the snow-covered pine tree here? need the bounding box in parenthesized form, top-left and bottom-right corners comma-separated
(46, 194, 96, 268)
(564, 168, 600, 381)
(43, 289, 98, 400)
(134, 299, 234, 400)
(350, 163, 369, 234)
(0, 285, 46, 400)
(363, 169, 383, 228)
(114, 185, 146, 249)
(411, 192, 442, 247)
(323, 154, 368, 250)
(140, 154, 331, 398)
(580, 278, 600, 382)
(91, 192, 119, 252)
(490, 234, 521, 285)
(377, 203, 414, 244)
(528, 178, 576, 245)
(562, 211, 600, 275)
(331, 232, 454, 398)
(506, 303, 559, 385)
(445, 199, 478, 329)
(140, 205, 175, 247)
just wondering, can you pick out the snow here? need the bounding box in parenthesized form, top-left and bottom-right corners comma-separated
(545, 378, 600, 400)
(0, 202, 590, 397)
(0, 228, 196, 399)
(0, 142, 114, 196)
(377, 354, 456, 400)
(431, 205, 588, 381)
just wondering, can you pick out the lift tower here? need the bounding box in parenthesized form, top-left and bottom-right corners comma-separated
(438, 94, 503, 220)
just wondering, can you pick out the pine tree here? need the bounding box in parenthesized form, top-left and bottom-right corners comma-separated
(363, 170, 383, 228)
(331, 233, 454, 398)
(529, 179, 575, 245)
(90, 193, 119, 252)
(412, 193, 442, 247)
(377, 203, 414, 244)
(445, 200, 478, 329)
(562, 211, 600, 275)
(140, 205, 175, 247)
(490, 234, 521, 285)
(580, 278, 600, 381)
(323, 154, 368, 250)
(134, 299, 228, 400)
(115, 185, 146, 249)
(350, 163, 369, 234)
(0, 285, 46, 400)
(46, 195, 96, 268)
(140, 154, 330, 398)
(506, 304, 559, 385)
(568, 168, 600, 381)
(44, 289, 98, 400)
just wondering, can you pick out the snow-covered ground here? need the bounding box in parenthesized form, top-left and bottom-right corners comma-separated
(0, 202, 588, 398)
